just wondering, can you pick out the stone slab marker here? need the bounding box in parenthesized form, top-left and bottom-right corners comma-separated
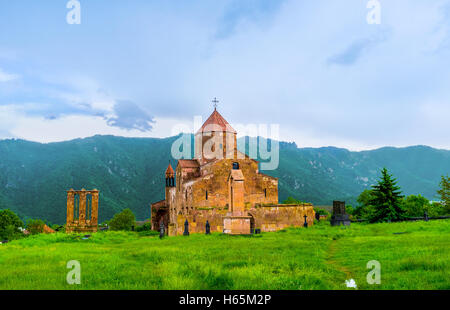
(330, 201, 351, 226)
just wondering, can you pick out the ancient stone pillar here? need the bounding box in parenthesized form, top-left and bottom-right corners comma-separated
(91, 189, 99, 226)
(66, 189, 75, 226)
(79, 189, 87, 225)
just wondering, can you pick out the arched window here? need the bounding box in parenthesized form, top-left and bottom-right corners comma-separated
(74, 194, 80, 220)
(206, 190, 208, 200)
(86, 194, 92, 220)
(264, 188, 267, 198)
(232, 162, 239, 170)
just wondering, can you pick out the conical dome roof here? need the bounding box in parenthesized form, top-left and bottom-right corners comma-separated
(165, 163, 174, 176)
(196, 109, 236, 134)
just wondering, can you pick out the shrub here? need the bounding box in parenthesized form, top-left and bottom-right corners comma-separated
(314, 208, 330, 217)
(135, 222, 151, 232)
(346, 205, 354, 215)
(0, 209, 24, 241)
(26, 219, 45, 235)
(353, 189, 375, 219)
(424, 202, 447, 217)
(402, 195, 430, 217)
(109, 209, 136, 231)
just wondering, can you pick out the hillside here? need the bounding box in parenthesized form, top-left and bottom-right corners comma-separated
(0, 135, 449, 223)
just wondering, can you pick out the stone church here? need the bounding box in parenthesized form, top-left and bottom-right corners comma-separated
(151, 107, 314, 235)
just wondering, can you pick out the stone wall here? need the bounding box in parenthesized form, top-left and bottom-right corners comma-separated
(174, 204, 315, 235)
(186, 158, 278, 209)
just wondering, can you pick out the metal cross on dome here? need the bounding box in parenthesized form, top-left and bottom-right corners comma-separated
(212, 97, 219, 110)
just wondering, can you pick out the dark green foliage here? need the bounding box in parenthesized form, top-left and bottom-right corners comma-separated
(402, 195, 430, 217)
(135, 222, 151, 232)
(368, 168, 405, 223)
(0, 135, 448, 224)
(425, 202, 447, 217)
(313, 208, 330, 216)
(109, 209, 136, 231)
(353, 189, 375, 219)
(26, 219, 45, 235)
(345, 205, 354, 215)
(138, 229, 159, 237)
(437, 175, 449, 213)
(0, 209, 24, 240)
(282, 196, 305, 204)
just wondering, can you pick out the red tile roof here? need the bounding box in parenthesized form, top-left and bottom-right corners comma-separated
(178, 159, 200, 168)
(196, 109, 236, 134)
(165, 163, 174, 175)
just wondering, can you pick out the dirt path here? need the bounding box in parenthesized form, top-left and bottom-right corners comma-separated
(326, 239, 353, 280)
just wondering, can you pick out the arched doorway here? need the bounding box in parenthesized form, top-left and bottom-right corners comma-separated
(248, 213, 255, 234)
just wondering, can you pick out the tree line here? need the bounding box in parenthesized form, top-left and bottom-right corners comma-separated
(286, 169, 449, 223)
(2, 169, 449, 240)
(0, 206, 153, 241)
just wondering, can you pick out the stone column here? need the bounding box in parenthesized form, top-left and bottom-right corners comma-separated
(91, 189, 99, 227)
(232, 179, 245, 215)
(224, 170, 251, 234)
(66, 189, 75, 226)
(79, 189, 87, 226)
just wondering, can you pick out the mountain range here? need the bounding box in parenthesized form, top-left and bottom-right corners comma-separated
(0, 135, 448, 224)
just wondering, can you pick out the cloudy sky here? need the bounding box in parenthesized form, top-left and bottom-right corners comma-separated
(0, 0, 449, 150)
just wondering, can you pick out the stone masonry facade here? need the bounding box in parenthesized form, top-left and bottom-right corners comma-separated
(151, 108, 314, 235)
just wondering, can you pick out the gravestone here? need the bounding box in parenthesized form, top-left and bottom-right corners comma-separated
(315, 212, 321, 221)
(205, 220, 211, 235)
(330, 201, 351, 226)
(183, 219, 189, 236)
(159, 222, 165, 239)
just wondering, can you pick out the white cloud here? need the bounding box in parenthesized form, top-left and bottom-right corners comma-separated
(0, 68, 19, 82)
(1, 1, 450, 149)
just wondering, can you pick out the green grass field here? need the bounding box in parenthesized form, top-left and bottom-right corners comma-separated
(0, 220, 449, 290)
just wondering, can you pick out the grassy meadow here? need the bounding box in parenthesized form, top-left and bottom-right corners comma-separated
(0, 220, 449, 290)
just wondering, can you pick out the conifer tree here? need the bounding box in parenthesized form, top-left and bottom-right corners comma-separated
(437, 175, 450, 213)
(368, 168, 405, 223)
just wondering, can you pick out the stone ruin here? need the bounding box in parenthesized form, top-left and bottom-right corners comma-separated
(330, 200, 351, 226)
(66, 189, 99, 233)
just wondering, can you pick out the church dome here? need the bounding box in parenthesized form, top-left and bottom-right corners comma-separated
(196, 109, 237, 134)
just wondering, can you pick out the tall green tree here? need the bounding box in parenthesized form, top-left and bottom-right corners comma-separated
(0, 209, 24, 240)
(353, 189, 375, 219)
(368, 168, 405, 223)
(26, 219, 45, 235)
(109, 209, 136, 231)
(437, 175, 449, 213)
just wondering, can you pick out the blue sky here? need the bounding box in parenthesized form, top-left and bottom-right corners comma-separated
(0, 0, 449, 150)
